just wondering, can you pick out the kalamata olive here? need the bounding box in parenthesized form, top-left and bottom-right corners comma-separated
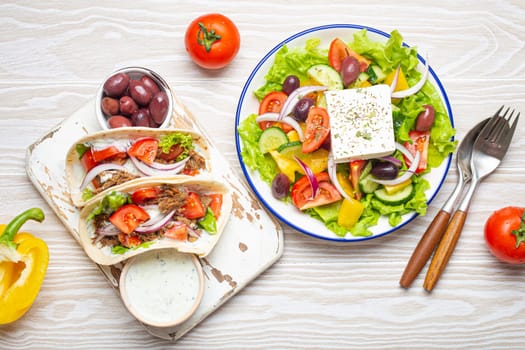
(107, 115, 132, 128)
(103, 73, 130, 98)
(140, 75, 160, 95)
(149, 91, 169, 124)
(293, 97, 315, 122)
(340, 56, 360, 87)
(119, 96, 138, 116)
(371, 161, 399, 180)
(131, 108, 151, 127)
(415, 105, 436, 131)
(101, 97, 119, 116)
(282, 75, 300, 95)
(129, 80, 152, 106)
(271, 173, 291, 200)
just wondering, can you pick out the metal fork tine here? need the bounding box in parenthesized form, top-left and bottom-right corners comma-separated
(490, 109, 514, 143)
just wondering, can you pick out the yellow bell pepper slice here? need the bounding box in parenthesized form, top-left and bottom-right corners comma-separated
(385, 67, 409, 104)
(336, 172, 354, 198)
(270, 147, 329, 182)
(0, 208, 49, 325)
(383, 178, 412, 195)
(337, 198, 364, 230)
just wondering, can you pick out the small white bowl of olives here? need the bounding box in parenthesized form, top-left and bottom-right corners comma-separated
(96, 66, 173, 130)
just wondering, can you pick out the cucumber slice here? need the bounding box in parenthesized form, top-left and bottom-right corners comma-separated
(373, 184, 415, 205)
(258, 127, 289, 154)
(277, 141, 302, 155)
(366, 65, 386, 84)
(359, 173, 380, 194)
(307, 64, 343, 90)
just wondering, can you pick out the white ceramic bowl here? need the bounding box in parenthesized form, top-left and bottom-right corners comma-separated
(119, 249, 204, 328)
(95, 66, 173, 130)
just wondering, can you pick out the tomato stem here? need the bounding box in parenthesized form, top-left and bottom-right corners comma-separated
(511, 210, 525, 248)
(197, 22, 221, 52)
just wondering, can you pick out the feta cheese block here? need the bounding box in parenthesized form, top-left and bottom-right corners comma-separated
(325, 84, 395, 163)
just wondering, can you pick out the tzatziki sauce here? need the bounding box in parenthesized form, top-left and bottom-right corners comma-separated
(121, 249, 203, 326)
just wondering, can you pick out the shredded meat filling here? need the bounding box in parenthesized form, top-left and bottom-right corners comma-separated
(96, 170, 139, 193)
(157, 184, 188, 214)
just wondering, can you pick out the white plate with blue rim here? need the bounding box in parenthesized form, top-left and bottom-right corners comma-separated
(234, 24, 454, 242)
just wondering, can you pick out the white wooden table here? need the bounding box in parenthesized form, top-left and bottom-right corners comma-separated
(1, 1, 525, 349)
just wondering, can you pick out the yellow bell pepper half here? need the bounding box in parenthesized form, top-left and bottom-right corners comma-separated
(0, 208, 49, 325)
(337, 198, 364, 230)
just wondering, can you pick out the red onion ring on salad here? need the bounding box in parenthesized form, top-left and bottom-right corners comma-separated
(395, 142, 415, 163)
(278, 85, 328, 121)
(135, 210, 175, 234)
(129, 155, 186, 176)
(294, 156, 319, 199)
(327, 152, 352, 201)
(379, 155, 403, 168)
(391, 58, 429, 99)
(370, 151, 420, 186)
(255, 113, 305, 141)
(80, 163, 128, 191)
(389, 65, 401, 95)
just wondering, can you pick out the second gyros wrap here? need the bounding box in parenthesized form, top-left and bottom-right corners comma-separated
(78, 177, 232, 265)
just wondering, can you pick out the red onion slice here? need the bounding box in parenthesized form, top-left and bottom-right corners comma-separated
(148, 157, 190, 171)
(255, 113, 305, 141)
(389, 65, 401, 95)
(135, 210, 175, 234)
(391, 58, 429, 99)
(327, 152, 351, 201)
(80, 163, 128, 191)
(278, 85, 328, 121)
(379, 156, 403, 167)
(129, 156, 186, 176)
(395, 142, 415, 163)
(294, 156, 319, 199)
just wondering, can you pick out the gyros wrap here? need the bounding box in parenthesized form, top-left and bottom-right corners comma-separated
(78, 177, 232, 265)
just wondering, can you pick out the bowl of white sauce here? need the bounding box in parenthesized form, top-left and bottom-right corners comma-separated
(119, 249, 204, 328)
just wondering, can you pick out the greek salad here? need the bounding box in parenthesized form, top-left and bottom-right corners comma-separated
(238, 29, 456, 238)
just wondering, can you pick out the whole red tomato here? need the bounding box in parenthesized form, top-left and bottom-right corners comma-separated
(484, 206, 525, 264)
(185, 13, 240, 69)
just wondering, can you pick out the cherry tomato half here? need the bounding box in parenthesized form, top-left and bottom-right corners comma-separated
(485, 206, 525, 264)
(118, 233, 143, 248)
(182, 192, 206, 219)
(127, 137, 159, 164)
(208, 193, 223, 219)
(185, 13, 240, 70)
(164, 222, 189, 241)
(328, 38, 371, 72)
(302, 107, 330, 154)
(110, 204, 150, 235)
(403, 130, 430, 174)
(258, 91, 292, 131)
(91, 146, 126, 163)
(291, 172, 341, 211)
(131, 186, 160, 205)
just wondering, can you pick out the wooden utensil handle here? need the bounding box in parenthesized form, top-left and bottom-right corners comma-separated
(399, 210, 451, 288)
(423, 210, 468, 292)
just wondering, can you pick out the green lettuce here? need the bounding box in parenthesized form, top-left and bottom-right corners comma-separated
(238, 114, 279, 184)
(87, 191, 131, 221)
(158, 132, 194, 161)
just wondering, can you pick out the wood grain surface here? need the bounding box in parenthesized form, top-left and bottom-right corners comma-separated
(1, 1, 525, 349)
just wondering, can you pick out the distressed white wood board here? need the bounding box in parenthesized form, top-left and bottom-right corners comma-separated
(25, 98, 284, 341)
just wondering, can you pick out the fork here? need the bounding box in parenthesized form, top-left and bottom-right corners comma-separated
(423, 106, 520, 292)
